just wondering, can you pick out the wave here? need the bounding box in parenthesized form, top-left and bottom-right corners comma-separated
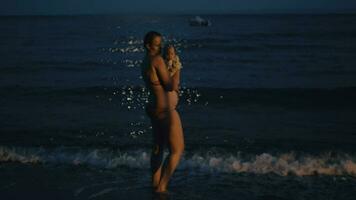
(1, 145, 355, 177)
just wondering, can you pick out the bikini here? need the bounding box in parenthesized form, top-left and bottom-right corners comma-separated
(150, 79, 161, 86)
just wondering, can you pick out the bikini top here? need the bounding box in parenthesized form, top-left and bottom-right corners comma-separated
(150, 78, 161, 86)
(142, 55, 182, 87)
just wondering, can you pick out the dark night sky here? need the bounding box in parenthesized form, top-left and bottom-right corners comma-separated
(1, 0, 356, 15)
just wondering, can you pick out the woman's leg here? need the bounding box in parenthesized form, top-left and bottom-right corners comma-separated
(156, 109, 185, 192)
(149, 109, 170, 189)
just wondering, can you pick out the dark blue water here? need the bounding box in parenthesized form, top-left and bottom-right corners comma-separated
(0, 14, 356, 199)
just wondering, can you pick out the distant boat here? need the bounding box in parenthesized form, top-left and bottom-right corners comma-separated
(189, 16, 212, 27)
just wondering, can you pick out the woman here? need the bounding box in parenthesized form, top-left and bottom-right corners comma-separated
(141, 31, 185, 194)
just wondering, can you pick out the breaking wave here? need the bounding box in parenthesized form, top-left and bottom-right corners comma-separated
(0, 145, 355, 177)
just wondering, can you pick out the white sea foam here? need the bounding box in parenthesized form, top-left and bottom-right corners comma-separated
(0, 146, 355, 177)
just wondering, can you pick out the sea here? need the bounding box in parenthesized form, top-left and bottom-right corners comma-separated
(0, 14, 356, 200)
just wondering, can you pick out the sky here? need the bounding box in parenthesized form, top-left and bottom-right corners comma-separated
(1, 0, 356, 15)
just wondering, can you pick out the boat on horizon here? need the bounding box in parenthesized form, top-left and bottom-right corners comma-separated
(189, 16, 212, 27)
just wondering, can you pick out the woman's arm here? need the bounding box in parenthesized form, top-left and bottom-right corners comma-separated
(152, 55, 173, 91)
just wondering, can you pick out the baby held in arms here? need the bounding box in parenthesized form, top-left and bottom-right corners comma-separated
(163, 45, 182, 110)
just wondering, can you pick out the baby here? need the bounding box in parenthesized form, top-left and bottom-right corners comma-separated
(163, 45, 182, 77)
(163, 44, 182, 110)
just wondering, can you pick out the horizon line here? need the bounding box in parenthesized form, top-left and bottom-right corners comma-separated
(1, 11, 356, 17)
(1, 8, 356, 17)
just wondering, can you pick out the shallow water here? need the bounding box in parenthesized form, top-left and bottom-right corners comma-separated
(1, 14, 356, 199)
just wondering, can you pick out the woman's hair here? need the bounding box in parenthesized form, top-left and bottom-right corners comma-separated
(143, 31, 162, 50)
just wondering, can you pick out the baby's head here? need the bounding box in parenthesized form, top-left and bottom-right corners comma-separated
(163, 44, 176, 61)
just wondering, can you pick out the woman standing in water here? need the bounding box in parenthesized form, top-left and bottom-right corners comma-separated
(141, 31, 185, 194)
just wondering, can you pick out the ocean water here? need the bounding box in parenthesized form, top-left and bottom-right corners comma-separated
(0, 14, 356, 199)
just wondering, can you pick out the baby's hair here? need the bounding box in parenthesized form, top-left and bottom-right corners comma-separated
(162, 44, 176, 59)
